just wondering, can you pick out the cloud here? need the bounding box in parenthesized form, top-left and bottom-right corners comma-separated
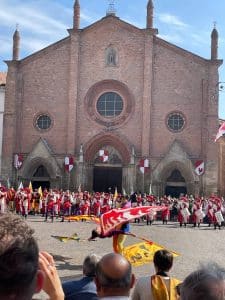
(81, 10, 99, 24)
(22, 38, 52, 53)
(0, 0, 101, 64)
(158, 33, 184, 45)
(0, 0, 69, 38)
(157, 13, 189, 29)
(123, 17, 144, 28)
(0, 37, 12, 54)
(190, 32, 210, 46)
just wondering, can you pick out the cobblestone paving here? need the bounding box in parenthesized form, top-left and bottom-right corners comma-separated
(29, 216, 225, 299)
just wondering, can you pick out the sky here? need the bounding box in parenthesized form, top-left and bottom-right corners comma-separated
(0, 0, 224, 117)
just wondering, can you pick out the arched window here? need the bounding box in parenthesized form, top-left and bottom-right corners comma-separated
(106, 47, 117, 66)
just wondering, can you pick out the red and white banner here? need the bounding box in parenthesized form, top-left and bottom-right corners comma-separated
(215, 122, 225, 142)
(100, 206, 166, 235)
(65, 156, 74, 172)
(195, 160, 204, 176)
(14, 154, 23, 169)
(139, 158, 150, 174)
(99, 149, 109, 162)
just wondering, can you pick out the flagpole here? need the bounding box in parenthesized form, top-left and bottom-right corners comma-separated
(142, 173, 145, 193)
(16, 168, 18, 189)
(68, 172, 70, 190)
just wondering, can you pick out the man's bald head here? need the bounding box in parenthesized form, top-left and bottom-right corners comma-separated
(95, 253, 135, 297)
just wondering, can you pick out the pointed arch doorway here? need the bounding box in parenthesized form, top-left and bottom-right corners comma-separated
(32, 165, 50, 190)
(92, 147, 123, 193)
(165, 169, 187, 197)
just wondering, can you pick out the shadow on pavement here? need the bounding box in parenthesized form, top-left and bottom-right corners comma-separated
(50, 253, 83, 272)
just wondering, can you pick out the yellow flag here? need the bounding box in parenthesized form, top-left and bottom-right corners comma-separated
(51, 233, 80, 242)
(29, 181, 33, 193)
(38, 186, 43, 200)
(65, 215, 100, 224)
(123, 241, 179, 267)
(113, 187, 118, 200)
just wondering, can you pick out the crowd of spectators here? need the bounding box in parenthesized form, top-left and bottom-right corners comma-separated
(1, 212, 225, 300)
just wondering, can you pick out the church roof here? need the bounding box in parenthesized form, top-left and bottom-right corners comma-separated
(82, 14, 142, 34)
(0, 72, 6, 85)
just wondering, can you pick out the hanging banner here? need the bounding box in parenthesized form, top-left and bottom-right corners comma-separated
(99, 149, 109, 162)
(65, 156, 74, 172)
(139, 158, 150, 174)
(14, 154, 23, 169)
(194, 160, 204, 176)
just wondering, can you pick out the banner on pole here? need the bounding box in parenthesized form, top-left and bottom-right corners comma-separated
(99, 149, 109, 162)
(194, 160, 204, 176)
(14, 154, 23, 169)
(65, 156, 74, 172)
(139, 158, 150, 174)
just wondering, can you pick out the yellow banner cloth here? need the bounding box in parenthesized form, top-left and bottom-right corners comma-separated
(123, 241, 179, 267)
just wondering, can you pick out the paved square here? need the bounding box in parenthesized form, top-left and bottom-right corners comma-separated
(28, 215, 225, 285)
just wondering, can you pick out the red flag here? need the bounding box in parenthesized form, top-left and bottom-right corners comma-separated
(215, 122, 225, 142)
(65, 156, 74, 172)
(14, 154, 23, 169)
(100, 206, 166, 235)
(139, 158, 150, 174)
(99, 149, 109, 162)
(194, 160, 204, 176)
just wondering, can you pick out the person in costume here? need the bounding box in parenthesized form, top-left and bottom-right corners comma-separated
(21, 192, 30, 219)
(0, 187, 7, 214)
(44, 194, 54, 222)
(206, 202, 214, 227)
(88, 221, 132, 255)
(213, 204, 224, 230)
(131, 249, 181, 300)
(161, 204, 170, 225)
(178, 202, 190, 227)
(192, 202, 205, 227)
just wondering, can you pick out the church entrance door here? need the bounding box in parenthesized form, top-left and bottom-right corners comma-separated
(31, 165, 50, 190)
(32, 181, 50, 190)
(165, 186, 187, 198)
(93, 166, 122, 193)
(165, 169, 187, 197)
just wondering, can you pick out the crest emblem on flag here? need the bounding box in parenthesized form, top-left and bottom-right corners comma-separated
(194, 160, 204, 176)
(65, 156, 74, 172)
(14, 154, 23, 169)
(139, 158, 150, 174)
(99, 149, 109, 162)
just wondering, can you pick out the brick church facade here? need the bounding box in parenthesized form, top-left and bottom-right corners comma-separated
(2, 1, 223, 196)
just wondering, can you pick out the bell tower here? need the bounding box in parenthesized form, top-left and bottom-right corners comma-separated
(211, 23, 218, 60)
(12, 25, 20, 60)
(147, 0, 154, 29)
(73, 0, 80, 30)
